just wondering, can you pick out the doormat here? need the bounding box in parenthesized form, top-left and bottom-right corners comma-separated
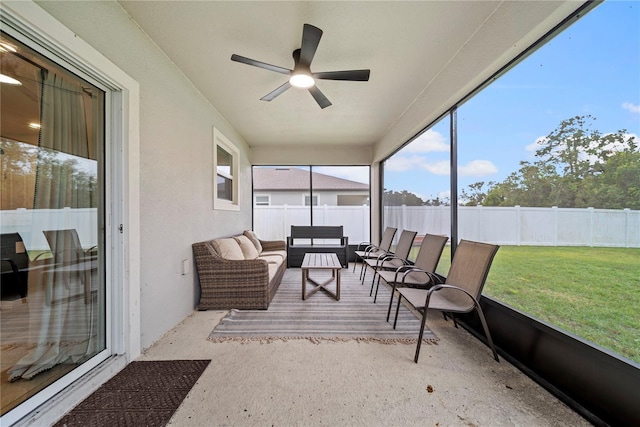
(54, 360, 210, 427)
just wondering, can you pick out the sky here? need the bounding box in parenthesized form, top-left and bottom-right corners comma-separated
(377, 1, 640, 203)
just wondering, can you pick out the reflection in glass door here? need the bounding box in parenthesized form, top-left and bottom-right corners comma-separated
(0, 31, 105, 415)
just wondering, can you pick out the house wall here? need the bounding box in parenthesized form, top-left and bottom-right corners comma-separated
(33, 0, 253, 349)
(256, 190, 369, 206)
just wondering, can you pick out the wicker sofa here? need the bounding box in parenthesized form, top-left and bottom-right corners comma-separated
(192, 231, 287, 310)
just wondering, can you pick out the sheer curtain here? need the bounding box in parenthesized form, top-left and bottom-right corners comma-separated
(8, 71, 101, 381)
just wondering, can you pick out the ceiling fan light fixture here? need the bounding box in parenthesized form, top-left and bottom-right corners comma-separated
(289, 73, 315, 89)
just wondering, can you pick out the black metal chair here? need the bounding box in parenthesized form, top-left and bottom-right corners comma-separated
(1, 232, 30, 300)
(393, 239, 500, 363)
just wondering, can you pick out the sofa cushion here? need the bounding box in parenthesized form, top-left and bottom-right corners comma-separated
(211, 238, 244, 260)
(234, 235, 260, 259)
(258, 254, 284, 266)
(267, 263, 279, 282)
(243, 230, 263, 253)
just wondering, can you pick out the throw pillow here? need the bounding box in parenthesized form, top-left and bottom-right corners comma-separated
(211, 238, 244, 260)
(234, 235, 260, 259)
(243, 230, 263, 253)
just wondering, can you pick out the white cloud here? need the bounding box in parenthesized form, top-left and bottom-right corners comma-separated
(458, 160, 498, 176)
(622, 102, 640, 114)
(384, 155, 426, 172)
(419, 160, 450, 175)
(526, 136, 548, 152)
(401, 129, 449, 153)
(387, 156, 497, 177)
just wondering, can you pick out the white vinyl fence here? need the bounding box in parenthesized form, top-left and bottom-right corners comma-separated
(0, 208, 98, 251)
(1, 205, 638, 252)
(255, 205, 640, 248)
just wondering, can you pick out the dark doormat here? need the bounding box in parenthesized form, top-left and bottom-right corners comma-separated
(54, 360, 210, 427)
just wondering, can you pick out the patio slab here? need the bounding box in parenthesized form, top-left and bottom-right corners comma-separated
(138, 284, 589, 426)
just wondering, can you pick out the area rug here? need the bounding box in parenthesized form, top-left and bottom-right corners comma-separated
(208, 266, 438, 344)
(53, 360, 210, 427)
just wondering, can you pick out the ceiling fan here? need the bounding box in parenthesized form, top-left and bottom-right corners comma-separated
(231, 24, 370, 109)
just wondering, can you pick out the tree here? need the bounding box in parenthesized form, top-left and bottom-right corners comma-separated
(382, 189, 425, 206)
(459, 181, 495, 206)
(480, 115, 638, 208)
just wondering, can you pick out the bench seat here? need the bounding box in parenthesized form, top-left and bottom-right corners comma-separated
(287, 226, 348, 268)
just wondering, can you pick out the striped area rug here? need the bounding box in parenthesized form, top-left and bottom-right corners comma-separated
(208, 264, 438, 344)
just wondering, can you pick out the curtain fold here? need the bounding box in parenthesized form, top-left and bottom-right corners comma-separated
(9, 71, 99, 382)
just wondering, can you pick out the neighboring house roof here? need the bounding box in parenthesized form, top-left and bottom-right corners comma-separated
(253, 168, 369, 191)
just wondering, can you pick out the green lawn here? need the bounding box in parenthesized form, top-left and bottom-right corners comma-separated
(420, 245, 640, 363)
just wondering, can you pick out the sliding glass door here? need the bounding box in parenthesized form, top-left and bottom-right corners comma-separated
(1, 30, 106, 415)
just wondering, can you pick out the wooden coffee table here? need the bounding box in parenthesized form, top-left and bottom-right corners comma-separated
(301, 253, 342, 301)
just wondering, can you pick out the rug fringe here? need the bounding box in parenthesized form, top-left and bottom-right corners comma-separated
(207, 336, 439, 345)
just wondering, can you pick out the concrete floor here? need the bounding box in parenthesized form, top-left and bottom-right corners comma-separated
(139, 294, 591, 426)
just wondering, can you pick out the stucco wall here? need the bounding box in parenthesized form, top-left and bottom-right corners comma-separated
(35, 0, 253, 349)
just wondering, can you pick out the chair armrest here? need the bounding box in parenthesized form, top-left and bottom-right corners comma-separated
(356, 241, 372, 250)
(1, 258, 19, 275)
(195, 256, 270, 285)
(424, 284, 479, 311)
(376, 254, 406, 267)
(398, 267, 443, 286)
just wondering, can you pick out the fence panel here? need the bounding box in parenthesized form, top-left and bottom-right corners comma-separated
(254, 205, 370, 242)
(3, 206, 638, 252)
(0, 208, 97, 251)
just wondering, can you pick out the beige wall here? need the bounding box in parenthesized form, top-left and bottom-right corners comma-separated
(35, 0, 253, 349)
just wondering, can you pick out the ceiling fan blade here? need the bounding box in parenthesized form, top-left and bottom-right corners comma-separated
(308, 86, 332, 109)
(299, 24, 323, 68)
(231, 54, 291, 75)
(313, 69, 370, 81)
(260, 81, 292, 102)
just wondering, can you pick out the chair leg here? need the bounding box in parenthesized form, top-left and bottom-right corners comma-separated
(393, 295, 403, 329)
(386, 284, 398, 322)
(369, 272, 378, 296)
(450, 313, 459, 328)
(373, 275, 382, 303)
(414, 308, 429, 363)
(475, 304, 500, 362)
(360, 263, 367, 283)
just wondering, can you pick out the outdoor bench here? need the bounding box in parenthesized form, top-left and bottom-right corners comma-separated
(286, 225, 349, 268)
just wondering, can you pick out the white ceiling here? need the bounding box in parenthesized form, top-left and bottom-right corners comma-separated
(118, 1, 584, 159)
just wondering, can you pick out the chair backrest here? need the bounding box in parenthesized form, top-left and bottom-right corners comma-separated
(392, 230, 417, 260)
(413, 234, 449, 272)
(290, 225, 343, 239)
(378, 227, 397, 252)
(43, 229, 84, 265)
(1, 232, 29, 273)
(442, 239, 499, 311)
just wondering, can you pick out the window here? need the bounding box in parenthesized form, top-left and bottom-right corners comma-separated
(252, 166, 370, 244)
(381, 1, 640, 364)
(456, 1, 639, 363)
(381, 117, 451, 266)
(213, 128, 239, 210)
(304, 194, 318, 206)
(254, 195, 270, 206)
